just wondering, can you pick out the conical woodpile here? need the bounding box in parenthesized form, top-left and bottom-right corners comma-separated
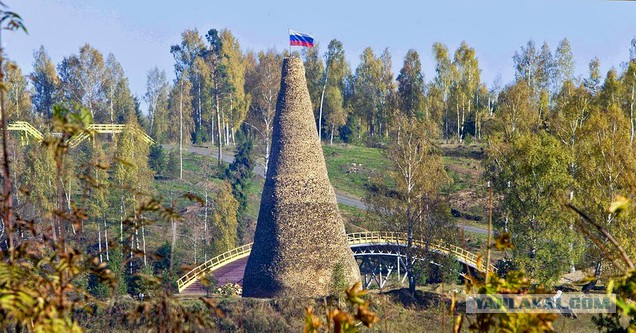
(242, 57, 360, 298)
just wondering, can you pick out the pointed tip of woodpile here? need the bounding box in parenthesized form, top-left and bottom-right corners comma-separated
(242, 53, 360, 299)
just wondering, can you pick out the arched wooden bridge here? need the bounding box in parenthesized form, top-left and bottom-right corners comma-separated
(177, 231, 494, 294)
(8, 121, 154, 147)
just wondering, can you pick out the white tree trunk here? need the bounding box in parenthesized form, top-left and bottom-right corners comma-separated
(216, 96, 222, 166)
(170, 218, 177, 271)
(104, 220, 109, 261)
(630, 84, 635, 143)
(179, 80, 184, 180)
(318, 74, 328, 141)
(330, 124, 335, 145)
(204, 191, 208, 262)
(98, 223, 103, 263)
(142, 225, 147, 266)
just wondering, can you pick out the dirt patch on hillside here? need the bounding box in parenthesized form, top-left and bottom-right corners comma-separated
(449, 189, 487, 216)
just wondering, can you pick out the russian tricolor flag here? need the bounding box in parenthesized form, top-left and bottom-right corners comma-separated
(289, 30, 315, 47)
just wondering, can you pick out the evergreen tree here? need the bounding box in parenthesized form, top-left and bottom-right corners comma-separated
(396, 49, 425, 119)
(148, 143, 167, 177)
(351, 47, 384, 138)
(224, 132, 254, 213)
(321, 39, 350, 140)
(30, 45, 59, 119)
(379, 48, 397, 138)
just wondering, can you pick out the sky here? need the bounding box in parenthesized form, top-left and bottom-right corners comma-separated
(4, 0, 636, 112)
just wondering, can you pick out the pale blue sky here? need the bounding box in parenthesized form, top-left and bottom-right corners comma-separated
(5, 0, 636, 111)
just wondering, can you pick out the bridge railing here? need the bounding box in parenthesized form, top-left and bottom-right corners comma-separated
(177, 243, 253, 292)
(177, 231, 495, 293)
(67, 124, 155, 147)
(8, 121, 154, 147)
(8, 121, 44, 141)
(347, 231, 494, 272)
(89, 124, 127, 133)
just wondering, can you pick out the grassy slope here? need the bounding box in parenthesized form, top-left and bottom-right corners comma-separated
(322, 143, 488, 228)
(322, 144, 390, 199)
(150, 152, 228, 267)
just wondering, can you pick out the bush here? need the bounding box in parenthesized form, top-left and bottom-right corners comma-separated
(148, 143, 166, 176)
(165, 148, 180, 178)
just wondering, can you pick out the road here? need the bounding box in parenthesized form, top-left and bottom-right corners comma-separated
(164, 144, 489, 235)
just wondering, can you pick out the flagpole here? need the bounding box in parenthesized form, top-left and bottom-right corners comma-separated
(288, 28, 291, 55)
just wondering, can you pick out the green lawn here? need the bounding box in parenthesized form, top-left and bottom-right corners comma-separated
(322, 144, 390, 198)
(154, 152, 226, 208)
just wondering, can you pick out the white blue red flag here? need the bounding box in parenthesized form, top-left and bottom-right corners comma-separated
(289, 30, 315, 47)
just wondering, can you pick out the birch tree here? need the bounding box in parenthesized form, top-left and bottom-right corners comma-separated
(143, 67, 169, 140)
(220, 29, 248, 145)
(367, 115, 452, 294)
(485, 132, 577, 285)
(453, 42, 480, 143)
(4, 61, 31, 121)
(245, 50, 281, 173)
(622, 60, 636, 143)
(58, 44, 107, 120)
(432, 42, 455, 142)
(167, 70, 194, 178)
(205, 29, 232, 165)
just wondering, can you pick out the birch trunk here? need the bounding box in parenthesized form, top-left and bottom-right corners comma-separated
(179, 79, 183, 180)
(330, 124, 334, 145)
(169, 218, 177, 272)
(204, 191, 208, 262)
(318, 71, 328, 141)
(142, 225, 147, 266)
(104, 220, 109, 261)
(216, 95, 222, 166)
(630, 84, 635, 143)
(98, 223, 103, 263)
